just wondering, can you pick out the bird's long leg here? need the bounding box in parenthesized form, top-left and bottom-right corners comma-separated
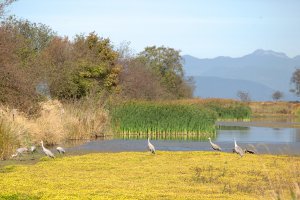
(31, 152, 35, 160)
(18, 153, 22, 161)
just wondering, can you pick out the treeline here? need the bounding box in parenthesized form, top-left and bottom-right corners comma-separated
(0, 15, 193, 114)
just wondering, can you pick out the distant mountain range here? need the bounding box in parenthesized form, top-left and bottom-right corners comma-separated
(183, 49, 300, 101)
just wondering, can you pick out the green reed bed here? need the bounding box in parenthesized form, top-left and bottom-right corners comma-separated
(111, 101, 217, 137)
(179, 99, 251, 120)
(206, 102, 251, 119)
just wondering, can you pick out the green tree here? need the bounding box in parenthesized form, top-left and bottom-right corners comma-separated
(43, 32, 121, 99)
(138, 46, 193, 98)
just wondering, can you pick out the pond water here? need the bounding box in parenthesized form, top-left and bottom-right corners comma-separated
(62, 121, 300, 156)
(3, 119, 300, 167)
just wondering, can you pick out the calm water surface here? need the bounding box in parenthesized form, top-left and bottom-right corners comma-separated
(64, 121, 300, 156)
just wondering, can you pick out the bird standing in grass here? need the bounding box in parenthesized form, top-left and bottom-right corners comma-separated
(147, 138, 155, 154)
(30, 145, 36, 153)
(234, 138, 244, 157)
(11, 147, 28, 160)
(56, 146, 65, 154)
(30, 145, 37, 159)
(244, 148, 255, 154)
(208, 137, 222, 151)
(40, 141, 55, 158)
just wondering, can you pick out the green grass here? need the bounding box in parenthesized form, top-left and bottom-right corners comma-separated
(111, 101, 217, 137)
(176, 99, 251, 120)
(0, 151, 299, 200)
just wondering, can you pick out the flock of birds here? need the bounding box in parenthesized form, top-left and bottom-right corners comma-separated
(147, 137, 255, 157)
(11, 140, 65, 160)
(12, 137, 253, 160)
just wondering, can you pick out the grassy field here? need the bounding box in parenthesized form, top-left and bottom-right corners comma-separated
(0, 152, 299, 200)
(249, 101, 300, 117)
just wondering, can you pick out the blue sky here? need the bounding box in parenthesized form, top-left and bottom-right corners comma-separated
(7, 0, 300, 58)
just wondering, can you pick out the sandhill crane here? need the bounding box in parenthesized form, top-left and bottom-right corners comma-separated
(234, 138, 244, 157)
(30, 145, 37, 159)
(17, 147, 28, 154)
(56, 146, 65, 154)
(40, 141, 55, 158)
(11, 147, 28, 160)
(30, 145, 36, 153)
(208, 137, 222, 151)
(244, 148, 255, 154)
(147, 138, 155, 154)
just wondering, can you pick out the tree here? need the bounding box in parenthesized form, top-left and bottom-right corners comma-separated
(119, 60, 169, 100)
(272, 91, 283, 101)
(0, 0, 16, 17)
(137, 46, 193, 98)
(0, 15, 43, 113)
(237, 91, 251, 102)
(38, 32, 122, 99)
(291, 69, 300, 96)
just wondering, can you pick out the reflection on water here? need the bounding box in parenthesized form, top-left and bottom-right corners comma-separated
(216, 126, 300, 143)
(115, 132, 216, 141)
(113, 125, 300, 143)
(251, 116, 300, 123)
(217, 126, 249, 131)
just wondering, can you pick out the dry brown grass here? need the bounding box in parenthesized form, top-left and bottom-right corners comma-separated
(249, 101, 300, 117)
(0, 99, 109, 159)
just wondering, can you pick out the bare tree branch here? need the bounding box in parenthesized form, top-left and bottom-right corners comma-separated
(0, 0, 16, 17)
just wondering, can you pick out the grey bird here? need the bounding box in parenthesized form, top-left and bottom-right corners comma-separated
(208, 137, 222, 151)
(40, 141, 55, 158)
(56, 146, 65, 154)
(11, 147, 28, 160)
(30, 145, 37, 159)
(234, 138, 244, 157)
(244, 148, 255, 154)
(17, 147, 28, 154)
(147, 138, 155, 154)
(30, 145, 37, 153)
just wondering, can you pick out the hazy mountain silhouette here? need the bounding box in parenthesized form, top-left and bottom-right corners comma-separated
(183, 49, 300, 101)
(193, 76, 276, 101)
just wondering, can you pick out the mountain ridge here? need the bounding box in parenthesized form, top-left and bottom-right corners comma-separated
(183, 49, 300, 101)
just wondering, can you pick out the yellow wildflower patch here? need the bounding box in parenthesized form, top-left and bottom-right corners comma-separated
(0, 151, 299, 200)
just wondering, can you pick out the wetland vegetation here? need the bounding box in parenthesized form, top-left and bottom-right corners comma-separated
(0, 152, 299, 200)
(1, 1, 300, 200)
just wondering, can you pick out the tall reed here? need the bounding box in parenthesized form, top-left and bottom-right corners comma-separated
(0, 119, 18, 160)
(111, 101, 217, 137)
(176, 98, 251, 120)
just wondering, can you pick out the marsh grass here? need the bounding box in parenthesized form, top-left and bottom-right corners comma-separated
(0, 99, 109, 159)
(63, 98, 109, 140)
(249, 101, 300, 117)
(0, 152, 299, 199)
(111, 101, 217, 136)
(0, 121, 21, 161)
(176, 98, 252, 120)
